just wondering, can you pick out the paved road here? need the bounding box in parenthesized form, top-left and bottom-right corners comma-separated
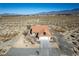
(5, 48, 60, 56)
(5, 48, 39, 56)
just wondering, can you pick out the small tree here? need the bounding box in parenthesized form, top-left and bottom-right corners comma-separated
(27, 25, 31, 30)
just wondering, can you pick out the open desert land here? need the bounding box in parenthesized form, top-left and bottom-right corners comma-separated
(0, 15, 79, 56)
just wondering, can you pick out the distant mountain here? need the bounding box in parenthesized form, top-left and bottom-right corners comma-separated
(0, 13, 23, 16)
(0, 8, 79, 16)
(71, 8, 79, 11)
(36, 8, 79, 15)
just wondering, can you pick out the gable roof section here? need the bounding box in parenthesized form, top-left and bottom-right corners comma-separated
(31, 25, 51, 36)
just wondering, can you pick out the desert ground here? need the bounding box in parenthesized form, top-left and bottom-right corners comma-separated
(0, 15, 79, 56)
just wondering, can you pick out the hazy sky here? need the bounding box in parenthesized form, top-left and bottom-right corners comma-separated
(0, 3, 79, 14)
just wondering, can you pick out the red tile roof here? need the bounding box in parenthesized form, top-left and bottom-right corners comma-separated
(31, 25, 51, 36)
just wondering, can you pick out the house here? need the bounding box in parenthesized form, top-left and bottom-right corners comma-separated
(30, 25, 51, 38)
